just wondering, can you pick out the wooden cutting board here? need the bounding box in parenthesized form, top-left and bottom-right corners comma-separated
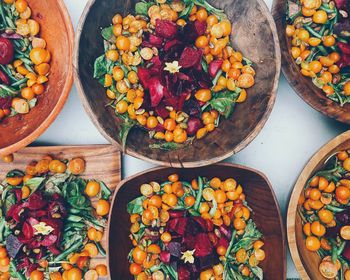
(0, 145, 121, 275)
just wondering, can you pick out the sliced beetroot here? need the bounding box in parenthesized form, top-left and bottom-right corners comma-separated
(209, 60, 223, 77)
(188, 217, 206, 234)
(183, 100, 201, 117)
(164, 39, 182, 52)
(219, 225, 232, 240)
(29, 210, 47, 218)
(27, 263, 39, 276)
(137, 68, 152, 89)
(205, 219, 214, 232)
(40, 234, 58, 247)
(169, 210, 187, 218)
(335, 0, 347, 9)
(338, 54, 350, 68)
(194, 233, 213, 257)
(17, 256, 31, 271)
(7, 203, 27, 223)
(160, 251, 171, 264)
(194, 20, 207, 37)
(167, 242, 182, 257)
(155, 105, 170, 119)
(208, 232, 219, 246)
(0, 96, 12, 109)
(48, 245, 61, 255)
(338, 42, 350, 55)
(179, 47, 202, 69)
(0, 69, 10, 85)
(48, 200, 67, 218)
(155, 19, 178, 39)
(12, 188, 22, 202)
(198, 253, 220, 271)
(148, 34, 164, 48)
(149, 77, 168, 107)
(178, 265, 191, 280)
(28, 192, 47, 210)
(217, 237, 229, 249)
(6, 234, 23, 258)
(22, 221, 34, 240)
(0, 38, 14, 65)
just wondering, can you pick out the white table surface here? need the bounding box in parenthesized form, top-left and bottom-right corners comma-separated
(33, 0, 349, 278)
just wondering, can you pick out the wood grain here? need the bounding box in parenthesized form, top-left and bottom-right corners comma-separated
(74, 0, 281, 168)
(287, 130, 350, 280)
(272, 0, 350, 124)
(107, 163, 286, 280)
(0, 145, 121, 273)
(0, 0, 74, 157)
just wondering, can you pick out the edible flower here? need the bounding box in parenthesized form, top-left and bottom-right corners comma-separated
(164, 60, 182, 74)
(33, 222, 54, 236)
(181, 249, 196, 264)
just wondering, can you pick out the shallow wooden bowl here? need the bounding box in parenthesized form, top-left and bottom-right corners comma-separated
(107, 163, 286, 279)
(287, 130, 350, 279)
(74, 0, 281, 168)
(0, 0, 74, 157)
(272, 0, 350, 124)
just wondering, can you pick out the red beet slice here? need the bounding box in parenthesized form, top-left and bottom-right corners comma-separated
(194, 233, 213, 257)
(186, 118, 203, 136)
(217, 237, 229, 249)
(0, 69, 10, 85)
(343, 242, 350, 260)
(48, 245, 61, 255)
(194, 20, 207, 37)
(22, 221, 34, 240)
(178, 265, 191, 280)
(209, 60, 223, 77)
(208, 232, 219, 246)
(179, 47, 202, 69)
(12, 188, 22, 202)
(160, 251, 171, 263)
(338, 42, 350, 55)
(137, 67, 152, 89)
(17, 256, 31, 271)
(335, 0, 347, 9)
(0, 38, 14, 65)
(169, 210, 187, 218)
(149, 77, 167, 107)
(149, 34, 164, 47)
(0, 96, 12, 109)
(40, 234, 58, 247)
(155, 19, 178, 39)
(164, 39, 182, 52)
(28, 192, 47, 210)
(155, 105, 170, 119)
(167, 242, 182, 257)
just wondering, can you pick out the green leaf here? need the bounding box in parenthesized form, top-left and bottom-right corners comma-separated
(28, 98, 37, 108)
(26, 177, 45, 193)
(179, 2, 194, 18)
(100, 181, 112, 200)
(6, 169, 25, 178)
(101, 26, 114, 42)
(209, 91, 239, 118)
(127, 197, 145, 214)
(120, 121, 136, 152)
(250, 266, 263, 280)
(93, 55, 107, 78)
(135, 1, 150, 16)
(149, 142, 182, 151)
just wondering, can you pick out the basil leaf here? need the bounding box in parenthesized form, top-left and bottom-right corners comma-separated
(93, 55, 107, 78)
(127, 197, 145, 214)
(135, 2, 149, 16)
(209, 90, 239, 118)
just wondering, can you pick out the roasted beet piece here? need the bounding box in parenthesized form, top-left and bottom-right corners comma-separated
(40, 234, 58, 247)
(179, 47, 202, 69)
(0, 96, 12, 109)
(338, 42, 350, 55)
(192, 217, 209, 232)
(167, 242, 182, 257)
(22, 221, 34, 240)
(335, 0, 347, 9)
(148, 77, 168, 107)
(0, 69, 10, 85)
(344, 242, 350, 260)
(13, 188, 22, 202)
(178, 265, 191, 280)
(198, 253, 220, 270)
(0, 38, 14, 65)
(155, 19, 178, 39)
(194, 20, 207, 37)
(194, 233, 213, 257)
(48, 245, 61, 255)
(186, 118, 203, 136)
(160, 251, 171, 263)
(338, 53, 350, 68)
(28, 192, 47, 210)
(6, 234, 23, 258)
(209, 60, 223, 77)
(169, 210, 187, 218)
(138, 67, 152, 89)
(183, 100, 201, 117)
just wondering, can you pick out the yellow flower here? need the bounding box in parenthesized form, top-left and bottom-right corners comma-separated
(33, 222, 54, 236)
(164, 60, 182, 74)
(181, 249, 196, 264)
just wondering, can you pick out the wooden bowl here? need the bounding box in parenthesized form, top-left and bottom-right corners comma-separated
(74, 0, 281, 168)
(107, 163, 286, 279)
(287, 130, 350, 279)
(0, 0, 74, 157)
(272, 0, 350, 124)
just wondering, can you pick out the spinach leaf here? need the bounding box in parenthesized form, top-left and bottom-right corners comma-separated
(135, 1, 150, 16)
(127, 197, 145, 214)
(4, 192, 15, 215)
(250, 266, 263, 280)
(100, 181, 112, 200)
(209, 90, 240, 118)
(93, 55, 107, 78)
(101, 26, 115, 43)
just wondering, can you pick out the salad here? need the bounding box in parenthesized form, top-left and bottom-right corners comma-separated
(0, 156, 111, 279)
(94, 0, 256, 151)
(299, 150, 350, 279)
(127, 173, 266, 280)
(0, 0, 51, 121)
(286, 0, 350, 105)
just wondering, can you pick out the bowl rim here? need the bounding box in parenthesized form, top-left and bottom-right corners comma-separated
(271, 0, 350, 124)
(0, 0, 74, 157)
(287, 130, 350, 280)
(106, 162, 287, 279)
(73, 0, 282, 168)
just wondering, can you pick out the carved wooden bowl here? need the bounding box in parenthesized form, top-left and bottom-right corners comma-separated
(0, 0, 74, 157)
(107, 163, 286, 279)
(288, 130, 350, 279)
(272, 0, 350, 124)
(74, 0, 281, 167)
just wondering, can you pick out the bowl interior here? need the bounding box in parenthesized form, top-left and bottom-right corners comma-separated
(75, 0, 280, 167)
(288, 131, 350, 279)
(108, 164, 285, 279)
(272, 0, 350, 124)
(0, 0, 73, 153)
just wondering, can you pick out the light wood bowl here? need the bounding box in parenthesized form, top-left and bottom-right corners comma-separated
(0, 0, 74, 157)
(107, 163, 286, 279)
(287, 130, 350, 279)
(272, 0, 350, 124)
(74, 0, 281, 168)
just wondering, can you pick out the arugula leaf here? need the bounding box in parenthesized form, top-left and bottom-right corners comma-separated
(26, 177, 45, 193)
(209, 90, 240, 118)
(179, 2, 194, 18)
(135, 1, 151, 16)
(93, 55, 108, 78)
(127, 197, 145, 214)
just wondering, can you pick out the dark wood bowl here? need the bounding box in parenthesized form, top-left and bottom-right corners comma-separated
(74, 0, 281, 168)
(272, 0, 350, 124)
(288, 130, 350, 279)
(107, 163, 286, 280)
(0, 0, 74, 157)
